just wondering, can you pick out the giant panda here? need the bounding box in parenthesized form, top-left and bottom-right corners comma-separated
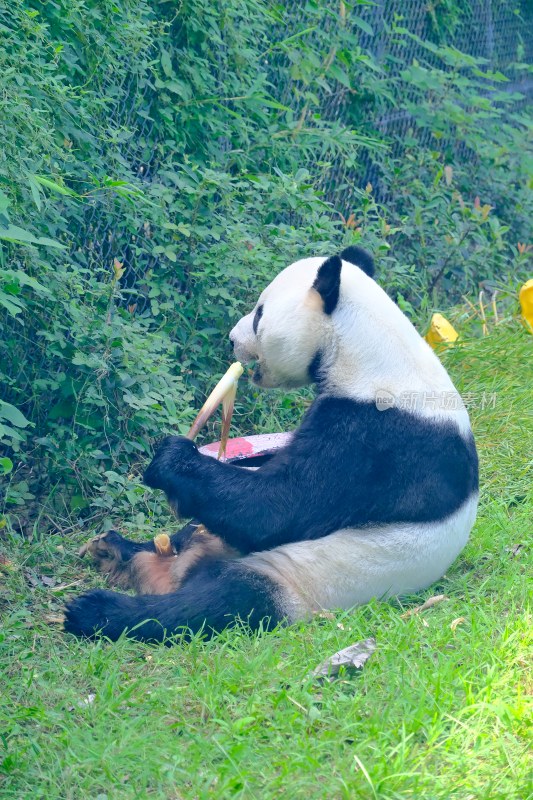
(64, 246, 479, 642)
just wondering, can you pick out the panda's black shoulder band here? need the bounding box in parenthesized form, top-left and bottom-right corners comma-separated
(340, 246, 375, 278)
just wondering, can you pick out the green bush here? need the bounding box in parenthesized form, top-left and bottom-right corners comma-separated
(0, 0, 531, 530)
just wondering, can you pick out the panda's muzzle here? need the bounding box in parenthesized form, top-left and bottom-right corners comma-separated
(230, 336, 258, 365)
(229, 312, 258, 363)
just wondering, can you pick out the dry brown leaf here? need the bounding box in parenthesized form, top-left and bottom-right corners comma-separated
(505, 543, 525, 558)
(69, 694, 96, 712)
(312, 638, 376, 681)
(25, 571, 41, 588)
(82, 694, 96, 705)
(450, 617, 466, 631)
(44, 613, 65, 625)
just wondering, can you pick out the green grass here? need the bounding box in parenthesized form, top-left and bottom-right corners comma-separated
(1, 323, 532, 800)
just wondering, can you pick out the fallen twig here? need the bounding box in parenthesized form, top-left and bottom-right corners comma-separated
(51, 580, 84, 593)
(400, 594, 448, 619)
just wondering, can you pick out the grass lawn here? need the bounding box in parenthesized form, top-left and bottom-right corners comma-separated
(1, 322, 531, 800)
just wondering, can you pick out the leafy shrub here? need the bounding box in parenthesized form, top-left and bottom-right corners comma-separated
(0, 0, 531, 530)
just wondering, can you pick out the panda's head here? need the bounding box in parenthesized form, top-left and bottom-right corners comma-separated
(229, 246, 375, 389)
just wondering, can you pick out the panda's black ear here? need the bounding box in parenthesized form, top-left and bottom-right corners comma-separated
(340, 245, 375, 278)
(313, 255, 342, 315)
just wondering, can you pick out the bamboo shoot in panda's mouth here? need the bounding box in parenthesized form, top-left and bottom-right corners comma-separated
(185, 361, 243, 459)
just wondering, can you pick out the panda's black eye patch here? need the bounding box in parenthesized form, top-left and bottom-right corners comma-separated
(253, 304, 264, 334)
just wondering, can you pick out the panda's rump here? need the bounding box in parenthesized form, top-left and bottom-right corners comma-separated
(243, 494, 478, 621)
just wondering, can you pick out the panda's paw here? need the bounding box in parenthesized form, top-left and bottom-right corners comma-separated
(79, 528, 125, 561)
(79, 529, 147, 588)
(143, 436, 200, 490)
(64, 589, 123, 639)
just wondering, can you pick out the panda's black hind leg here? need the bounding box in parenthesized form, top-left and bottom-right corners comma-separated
(78, 529, 154, 589)
(64, 560, 284, 643)
(78, 523, 205, 591)
(79, 528, 153, 561)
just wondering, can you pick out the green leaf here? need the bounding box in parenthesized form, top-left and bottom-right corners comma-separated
(160, 48, 173, 78)
(2, 269, 52, 296)
(352, 16, 374, 37)
(328, 63, 351, 89)
(27, 176, 42, 211)
(0, 190, 10, 215)
(0, 401, 31, 428)
(165, 80, 191, 99)
(0, 422, 24, 442)
(0, 457, 13, 475)
(259, 98, 289, 111)
(0, 224, 66, 249)
(33, 175, 78, 197)
(0, 292, 24, 316)
(0, 224, 37, 244)
(70, 494, 90, 511)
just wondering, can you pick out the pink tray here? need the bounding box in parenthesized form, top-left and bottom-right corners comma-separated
(199, 432, 292, 462)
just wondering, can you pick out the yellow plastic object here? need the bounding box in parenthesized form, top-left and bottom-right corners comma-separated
(519, 279, 533, 332)
(425, 313, 459, 349)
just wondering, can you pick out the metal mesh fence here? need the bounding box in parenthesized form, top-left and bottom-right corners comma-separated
(76, 0, 532, 306)
(271, 0, 533, 207)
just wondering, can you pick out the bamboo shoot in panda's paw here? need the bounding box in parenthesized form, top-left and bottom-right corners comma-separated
(153, 533, 174, 557)
(186, 362, 243, 459)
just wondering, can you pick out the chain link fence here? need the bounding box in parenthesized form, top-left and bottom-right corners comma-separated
(275, 0, 533, 206)
(76, 0, 532, 306)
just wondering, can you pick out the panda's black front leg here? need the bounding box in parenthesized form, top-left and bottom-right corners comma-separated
(143, 436, 298, 554)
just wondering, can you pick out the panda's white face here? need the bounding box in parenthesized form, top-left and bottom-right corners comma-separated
(230, 249, 471, 436)
(230, 258, 330, 388)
